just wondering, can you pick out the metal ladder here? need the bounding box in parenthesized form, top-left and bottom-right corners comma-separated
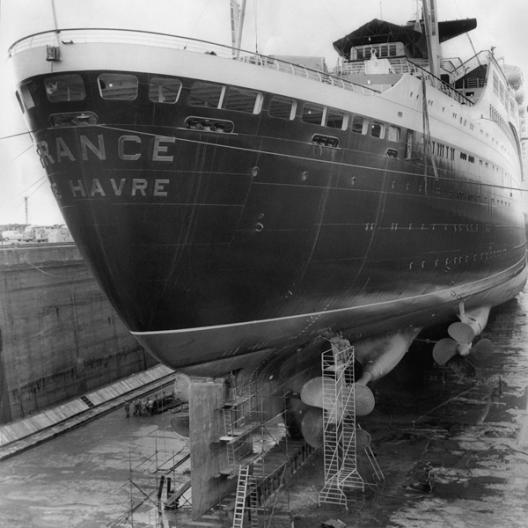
(232, 465, 250, 528)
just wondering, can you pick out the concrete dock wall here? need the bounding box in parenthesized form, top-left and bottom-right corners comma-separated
(0, 243, 153, 423)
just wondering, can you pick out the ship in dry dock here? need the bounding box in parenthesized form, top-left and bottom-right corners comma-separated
(7, 0, 528, 415)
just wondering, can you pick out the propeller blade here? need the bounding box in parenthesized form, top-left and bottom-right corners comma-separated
(301, 407, 324, 448)
(448, 322, 475, 344)
(300, 377, 323, 408)
(432, 337, 459, 365)
(471, 338, 494, 355)
(301, 377, 376, 416)
(355, 384, 376, 416)
(356, 427, 372, 449)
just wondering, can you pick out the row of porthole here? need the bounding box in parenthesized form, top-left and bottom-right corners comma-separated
(255, 167, 513, 209)
(366, 222, 494, 233)
(385, 178, 512, 207)
(408, 248, 509, 270)
(387, 223, 484, 233)
(408, 90, 510, 154)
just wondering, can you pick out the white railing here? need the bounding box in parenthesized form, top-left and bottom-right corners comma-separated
(339, 57, 429, 76)
(9, 28, 379, 97)
(338, 55, 473, 106)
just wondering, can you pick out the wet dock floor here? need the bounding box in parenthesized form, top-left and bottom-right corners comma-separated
(1, 291, 528, 527)
(279, 291, 528, 527)
(0, 408, 187, 527)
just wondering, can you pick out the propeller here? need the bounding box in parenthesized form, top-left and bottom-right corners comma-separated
(432, 304, 494, 365)
(433, 323, 495, 366)
(433, 335, 495, 366)
(300, 376, 376, 416)
(432, 337, 459, 366)
(300, 408, 373, 449)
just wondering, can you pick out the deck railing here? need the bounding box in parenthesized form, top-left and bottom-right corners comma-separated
(8, 27, 379, 97)
(338, 55, 474, 106)
(339, 57, 430, 76)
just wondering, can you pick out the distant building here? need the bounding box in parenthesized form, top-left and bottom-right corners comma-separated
(0, 224, 73, 245)
(1, 230, 23, 243)
(46, 225, 74, 243)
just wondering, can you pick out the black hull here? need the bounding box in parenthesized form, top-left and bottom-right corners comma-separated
(14, 64, 527, 374)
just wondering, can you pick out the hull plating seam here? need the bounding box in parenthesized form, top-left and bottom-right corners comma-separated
(131, 255, 526, 336)
(67, 123, 518, 194)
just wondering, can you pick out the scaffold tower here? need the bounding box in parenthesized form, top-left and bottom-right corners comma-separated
(319, 338, 365, 508)
(220, 379, 259, 474)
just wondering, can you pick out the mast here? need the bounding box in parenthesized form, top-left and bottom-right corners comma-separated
(422, 0, 441, 77)
(230, 0, 247, 58)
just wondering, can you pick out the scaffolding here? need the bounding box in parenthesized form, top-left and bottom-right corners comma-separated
(219, 379, 261, 475)
(109, 436, 191, 528)
(219, 374, 318, 528)
(319, 338, 383, 509)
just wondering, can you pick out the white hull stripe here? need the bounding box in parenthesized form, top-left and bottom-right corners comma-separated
(131, 257, 526, 336)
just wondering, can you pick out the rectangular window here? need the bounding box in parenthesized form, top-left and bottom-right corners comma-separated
(45, 74, 86, 102)
(19, 83, 36, 109)
(149, 77, 182, 103)
(98, 73, 137, 101)
(15, 91, 25, 113)
(357, 48, 364, 60)
(389, 44, 397, 56)
(326, 108, 345, 129)
(405, 130, 413, 159)
(223, 86, 259, 113)
(302, 103, 324, 125)
(352, 116, 366, 134)
(387, 125, 401, 142)
(268, 96, 295, 119)
(188, 81, 223, 108)
(380, 45, 388, 58)
(370, 122, 384, 138)
(460, 152, 467, 160)
(468, 155, 475, 163)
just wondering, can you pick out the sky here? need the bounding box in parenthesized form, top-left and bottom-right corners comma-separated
(0, 0, 527, 225)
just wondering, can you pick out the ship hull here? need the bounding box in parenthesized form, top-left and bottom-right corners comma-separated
(9, 32, 527, 375)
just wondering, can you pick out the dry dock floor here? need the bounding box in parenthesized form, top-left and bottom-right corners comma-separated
(1, 290, 528, 527)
